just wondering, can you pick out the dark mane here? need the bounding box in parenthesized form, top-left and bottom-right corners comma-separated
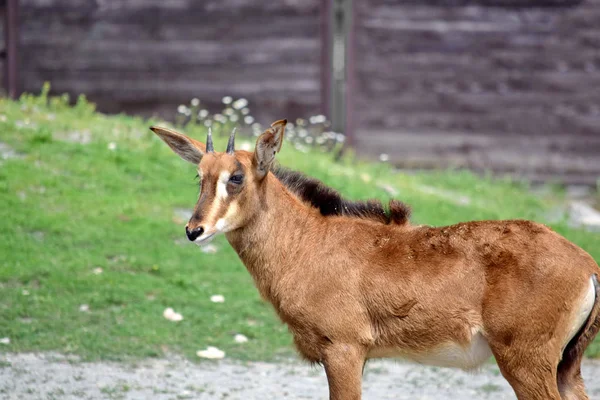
(271, 166, 411, 225)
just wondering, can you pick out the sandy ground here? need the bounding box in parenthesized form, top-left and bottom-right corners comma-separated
(1, 353, 600, 399)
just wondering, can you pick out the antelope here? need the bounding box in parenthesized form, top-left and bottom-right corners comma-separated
(151, 119, 600, 400)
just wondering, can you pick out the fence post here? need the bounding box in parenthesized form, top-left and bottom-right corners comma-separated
(4, 0, 19, 99)
(344, 0, 356, 144)
(320, 0, 332, 119)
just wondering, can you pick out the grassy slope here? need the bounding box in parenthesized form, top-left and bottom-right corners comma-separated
(0, 92, 599, 361)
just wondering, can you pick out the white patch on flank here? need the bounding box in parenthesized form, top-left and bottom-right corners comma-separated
(563, 276, 596, 351)
(368, 328, 493, 370)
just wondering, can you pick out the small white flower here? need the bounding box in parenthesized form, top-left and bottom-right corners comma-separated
(108, 142, 117, 151)
(214, 114, 227, 123)
(22, 290, 30, 296)
(336, 133, 345, 143)
(240, 142, 252, 151)
(305, 136, 314, 144)
(79, 304, 90, 312)
(309, 115, 327, 124)
(203, 120, 212, 127)
(244, 116, 254, 125)
(196, 346, 225, 359)
(210, 294, 225, 303)
(232, 98, 248, 110)
(163, 307, 183, 322)
(379, 153, 390, 162)
(241, 108, 250, 115)
(93, 267, 103, 275)
(222, 96, 233, 105)
(177, 105, 187, 114)
(229, 114, 239, 122)
(191, 98, 200, 107)
(223, 107, 234, 116)
(198, 109, 209, 119)
(0, 337, 9, 345)
(294, 143, 309, 153)
(298, 129, 307, 138)
(234, 334, 248, 343)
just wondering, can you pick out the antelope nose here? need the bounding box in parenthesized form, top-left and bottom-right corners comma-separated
(186, 226, 204, 242)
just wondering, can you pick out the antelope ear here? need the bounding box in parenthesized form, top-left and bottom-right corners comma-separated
(253, 119, 287, 179)
(150, 126, 205, 164)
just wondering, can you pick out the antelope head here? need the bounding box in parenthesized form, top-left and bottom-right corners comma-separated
(150, 119, 287, 244)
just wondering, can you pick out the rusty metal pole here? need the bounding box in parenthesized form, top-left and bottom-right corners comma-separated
(344, 0, 355, 145)
(319, 0, 332, 119)
(4, 0, 19, 99)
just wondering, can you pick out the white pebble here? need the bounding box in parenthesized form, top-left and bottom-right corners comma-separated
(163, 307, 184, 322)
(197, 346, 225, 359)
(210, 295, 225, 303)
(234, 334, 248, 343)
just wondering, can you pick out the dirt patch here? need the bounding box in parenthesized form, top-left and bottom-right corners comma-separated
(1, 353, 600, 399)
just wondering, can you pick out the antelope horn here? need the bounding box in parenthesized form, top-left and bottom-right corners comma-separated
(226, 127, 236, 154)
(206, 127, 214, 153)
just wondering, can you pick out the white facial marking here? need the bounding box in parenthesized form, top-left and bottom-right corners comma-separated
(215, 203, 239, 233)
(215, 218, 227, 231)
(193, 232, 216, 246)
(216, 170, 230, 200)
(201, 170, 231, 232)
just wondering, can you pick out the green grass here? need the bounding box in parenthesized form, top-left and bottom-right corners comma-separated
(0, 88, 599, 361)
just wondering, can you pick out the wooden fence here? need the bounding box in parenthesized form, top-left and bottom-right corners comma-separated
(17, 0, 326, 124)
(5, 0, 600, 183)
(349, 0, 600, 184)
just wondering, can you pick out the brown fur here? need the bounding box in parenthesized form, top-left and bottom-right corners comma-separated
(151, 121, 600, 400)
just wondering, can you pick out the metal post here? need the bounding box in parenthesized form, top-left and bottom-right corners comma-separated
(319, 0, 332, 119)
(331, 0, 347, 135)
(343, 0, 355, 144)
(4, 0, 19, 99)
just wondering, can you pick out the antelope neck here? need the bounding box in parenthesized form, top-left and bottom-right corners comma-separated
(225, 173, 319, 301)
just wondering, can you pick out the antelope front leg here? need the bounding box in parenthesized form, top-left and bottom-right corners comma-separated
(323, 343, 366, 400)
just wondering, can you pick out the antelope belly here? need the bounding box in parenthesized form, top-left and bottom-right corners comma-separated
(368, 332, 493, 370)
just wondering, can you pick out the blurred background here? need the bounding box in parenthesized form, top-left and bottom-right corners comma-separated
(1, 1, 600, 398)
(4, 0, 599, 183)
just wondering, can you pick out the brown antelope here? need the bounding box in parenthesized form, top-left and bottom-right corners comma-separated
(151, 119, 600, 400)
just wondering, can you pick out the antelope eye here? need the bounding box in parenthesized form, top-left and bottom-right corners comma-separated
(229, 174, 244, 184)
